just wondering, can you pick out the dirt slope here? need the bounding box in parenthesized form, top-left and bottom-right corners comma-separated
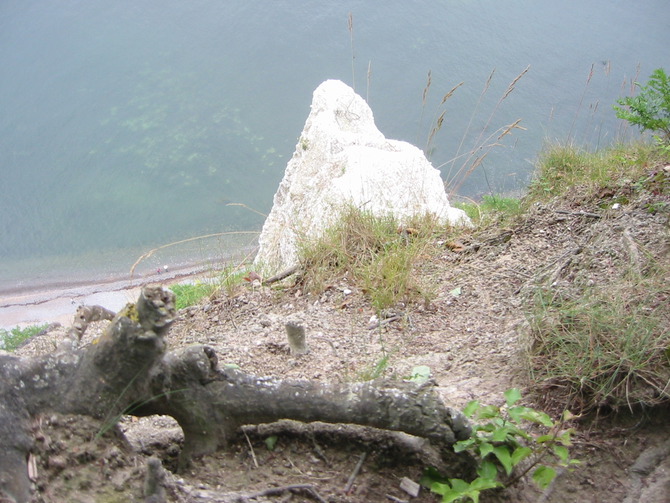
(15, 177, 670, 502)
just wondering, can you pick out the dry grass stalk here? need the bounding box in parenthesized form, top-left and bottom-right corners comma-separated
(348, 13, 355, 92)
(130, 231, 259, 278)
(366, 60, 372, 103)
(443, 66, 529, 194)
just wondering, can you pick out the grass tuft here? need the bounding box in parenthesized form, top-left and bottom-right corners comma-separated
(523, 140, 670, 413)
(525, 273, 670, 413)
(169, 282, 218, 310)
(528, 141, 666, 202)
(0, 324, 48, 351)
(297, 205, 441, 311)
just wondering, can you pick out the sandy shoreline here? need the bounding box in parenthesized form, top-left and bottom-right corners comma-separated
(0, 262, 217, 330)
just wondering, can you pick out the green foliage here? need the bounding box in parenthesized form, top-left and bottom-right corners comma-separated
(426, 389, 579, 502)
(0, 324, 48, 351)
(479, 194, 521, 215)
(357, 354, 390, 381)
(408, 365, 432, 384)
(454, 194, 522, 226)
(169, 282, 217, 310)
(614, 68, 670, 141)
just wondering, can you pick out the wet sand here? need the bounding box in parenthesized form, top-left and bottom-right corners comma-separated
(0, 263, 215, 330)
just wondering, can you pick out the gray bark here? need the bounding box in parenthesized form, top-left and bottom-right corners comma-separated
(0, 286, 471, 502)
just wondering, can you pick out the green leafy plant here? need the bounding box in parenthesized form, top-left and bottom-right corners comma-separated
(426, 389, 579, 502)
(614, 68, 670, 141)
(0, 324, 48, 351)
(357, 354, 390, 381)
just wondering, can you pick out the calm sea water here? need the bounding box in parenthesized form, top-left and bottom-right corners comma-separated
(1, 0, 669, 294)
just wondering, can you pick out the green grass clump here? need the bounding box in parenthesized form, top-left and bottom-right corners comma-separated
(521, 140, 670, 413)
(528, 142, 665, 202)
(525, 273, 670, 412)
(297, 205, 440, 311)
(169, 282, 218, 310)
(0, 324, 48, 351)
(455, 194, 522, 226)
(169, 263, 252, 310)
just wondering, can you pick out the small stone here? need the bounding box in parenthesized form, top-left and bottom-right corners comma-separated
(48, 455, 68, 472)
(399, 477, 420, 497)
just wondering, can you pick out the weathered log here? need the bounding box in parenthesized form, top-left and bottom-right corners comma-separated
(0, 286, 471, 502)
(134, 346, 472, 470)
(0, 286, 175, 503)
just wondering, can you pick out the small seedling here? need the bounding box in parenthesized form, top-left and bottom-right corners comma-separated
(426, 389, 579, 502)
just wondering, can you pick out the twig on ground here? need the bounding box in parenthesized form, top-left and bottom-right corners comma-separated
(263, 265, 300, 286)
(555, 209, 601, 219)
(385, 495, 409, 503)
(344, 451, 367, 493)
(243, 430, 259, 468)
(244, 484, 328, 503)
(367, 316, 401, 330)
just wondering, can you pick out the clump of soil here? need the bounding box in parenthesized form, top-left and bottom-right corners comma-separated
(15, 168, 670, 502)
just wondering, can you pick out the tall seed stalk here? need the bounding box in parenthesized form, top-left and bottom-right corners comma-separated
(348, 13, 355, 92)
(433, 66, 529, 195)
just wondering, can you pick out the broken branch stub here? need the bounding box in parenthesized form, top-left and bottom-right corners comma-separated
(285, 321, 308, 354)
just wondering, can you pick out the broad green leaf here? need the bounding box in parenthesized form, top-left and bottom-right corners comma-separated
(477, 422, 498, 433)
(462, 400, 480, 418)
(453, 439, 475, 452)
(491, 425, 516, 442)
(477, 405, 500, 419)
(448, 478, 471, 492)
(532, 465, 557, 490)
(556, 428, 575, 446)
(553, 445, 569, 464)
(504, 388, 522, 407)
(492, 446, 513, 475)
(507, 405, 526, 423)
(511, 446, 533, 465)
(264, 435, 278, 451)
(470, 476, 503, 491)
(409, 365, 431, 384)
(519, 409, 554, 427)
(536, 434, 554, 444)
(477, 460, 498, 480)
(430, 481, 450, 495)
(440, 490, 467, 503)
(479, 442, 494, 459)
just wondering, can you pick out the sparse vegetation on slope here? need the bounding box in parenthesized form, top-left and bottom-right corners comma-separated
(523, 141, 670, 414)
(11, 140, 670, 503)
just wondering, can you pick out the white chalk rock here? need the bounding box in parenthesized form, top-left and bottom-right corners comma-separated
(255, 79, 470, 274)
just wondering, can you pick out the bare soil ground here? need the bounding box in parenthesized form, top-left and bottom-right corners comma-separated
(15, 175, 670, 502)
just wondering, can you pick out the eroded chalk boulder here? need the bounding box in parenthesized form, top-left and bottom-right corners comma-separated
(255, 79, 470, 274)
